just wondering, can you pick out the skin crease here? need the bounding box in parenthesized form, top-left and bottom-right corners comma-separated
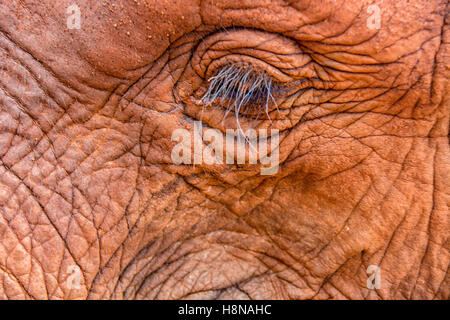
(0, 0, 448, 300)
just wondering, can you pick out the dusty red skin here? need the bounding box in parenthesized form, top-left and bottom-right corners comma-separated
(0, 0, 448, 299)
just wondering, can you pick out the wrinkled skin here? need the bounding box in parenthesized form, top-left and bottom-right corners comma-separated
(0, 0, 448, 300)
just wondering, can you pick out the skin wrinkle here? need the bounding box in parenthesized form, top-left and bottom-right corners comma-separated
(409, 141, 437, 298)
(0, 167, 44, 299)
(0, 0, 448, 299)
(150, 240, 277, 299)
(0, 164, 75, 298)
(180, 271, 268, 300)
(91, 176, 183, 297)
(183, 22, 440, 132)
(310, 140, 414, 263)
(0, 79, 90, 298)
(116, 182, 197, 298)
(160, 249, 250, 299)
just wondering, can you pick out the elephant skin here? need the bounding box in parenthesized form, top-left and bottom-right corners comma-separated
(0, 0, 448, 299)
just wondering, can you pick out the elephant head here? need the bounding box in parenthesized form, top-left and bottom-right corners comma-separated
(0, 0, 448, 299)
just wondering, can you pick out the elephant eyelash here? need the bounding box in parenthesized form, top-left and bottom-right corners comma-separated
(198, 64, 280, 125)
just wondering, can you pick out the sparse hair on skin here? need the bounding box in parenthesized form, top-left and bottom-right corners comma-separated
(198, 64, 279, 132)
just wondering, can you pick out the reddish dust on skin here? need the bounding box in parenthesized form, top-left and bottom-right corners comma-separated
(0, 0, 448, 300)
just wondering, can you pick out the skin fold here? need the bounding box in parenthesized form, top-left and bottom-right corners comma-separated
(0, 0, 448, 299)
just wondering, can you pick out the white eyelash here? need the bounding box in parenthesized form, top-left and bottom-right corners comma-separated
(199, 64, 278, 133)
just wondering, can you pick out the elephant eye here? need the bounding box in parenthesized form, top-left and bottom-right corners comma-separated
(197, 64, 280, 118)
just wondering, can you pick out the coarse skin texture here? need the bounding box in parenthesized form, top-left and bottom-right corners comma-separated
(0, 0, 448, 300)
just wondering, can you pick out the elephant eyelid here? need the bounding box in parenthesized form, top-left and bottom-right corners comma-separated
(197, 64, 281, 118)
